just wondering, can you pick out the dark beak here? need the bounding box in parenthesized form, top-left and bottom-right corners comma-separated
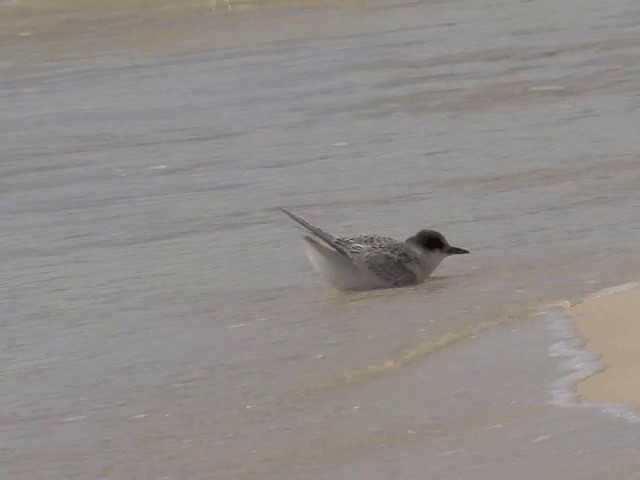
(447, 246, 469, 255)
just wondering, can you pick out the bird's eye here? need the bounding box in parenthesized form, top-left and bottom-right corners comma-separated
(424, 235, 444, 250)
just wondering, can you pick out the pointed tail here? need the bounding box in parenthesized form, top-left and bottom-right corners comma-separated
(280, 208, 351, 259)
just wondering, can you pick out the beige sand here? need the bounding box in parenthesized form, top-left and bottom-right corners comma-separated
(569, 285, 640, 408)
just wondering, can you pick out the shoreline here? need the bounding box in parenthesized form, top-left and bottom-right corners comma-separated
(567, 282, 640, 412)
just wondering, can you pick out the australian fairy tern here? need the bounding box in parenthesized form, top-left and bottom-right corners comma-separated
(280, 208, 469, 291)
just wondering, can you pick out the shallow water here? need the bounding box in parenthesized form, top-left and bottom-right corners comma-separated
(2, 0, 640, 478)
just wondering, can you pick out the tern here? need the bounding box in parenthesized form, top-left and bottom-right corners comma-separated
(281, 208, 469, 291)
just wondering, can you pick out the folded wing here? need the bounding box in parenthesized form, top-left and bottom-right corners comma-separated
(362, 248, 418, 286)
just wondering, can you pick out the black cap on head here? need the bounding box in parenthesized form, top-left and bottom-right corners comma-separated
(407, 229, 469, 255)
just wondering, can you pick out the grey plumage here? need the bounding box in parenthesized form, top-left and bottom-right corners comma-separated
(280, 208, 468, 291)
(361, 248, 418, 286)
(280, 208, 351, 258)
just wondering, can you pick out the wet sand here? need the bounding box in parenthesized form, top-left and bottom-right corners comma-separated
(570, 284, 640, 409)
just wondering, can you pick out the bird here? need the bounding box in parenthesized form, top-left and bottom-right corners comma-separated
(280, 208, 469, 291)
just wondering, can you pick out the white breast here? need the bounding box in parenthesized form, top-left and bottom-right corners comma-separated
(410, 248, 447, 282)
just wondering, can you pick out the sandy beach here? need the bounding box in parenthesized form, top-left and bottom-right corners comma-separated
(570, 284, 640, 409)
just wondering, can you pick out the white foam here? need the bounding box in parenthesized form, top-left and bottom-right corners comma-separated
(544, 305, 640, 423)
(586, 281, 640, 300)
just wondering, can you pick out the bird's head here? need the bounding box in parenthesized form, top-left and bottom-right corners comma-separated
(407, 229, 469, 257)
